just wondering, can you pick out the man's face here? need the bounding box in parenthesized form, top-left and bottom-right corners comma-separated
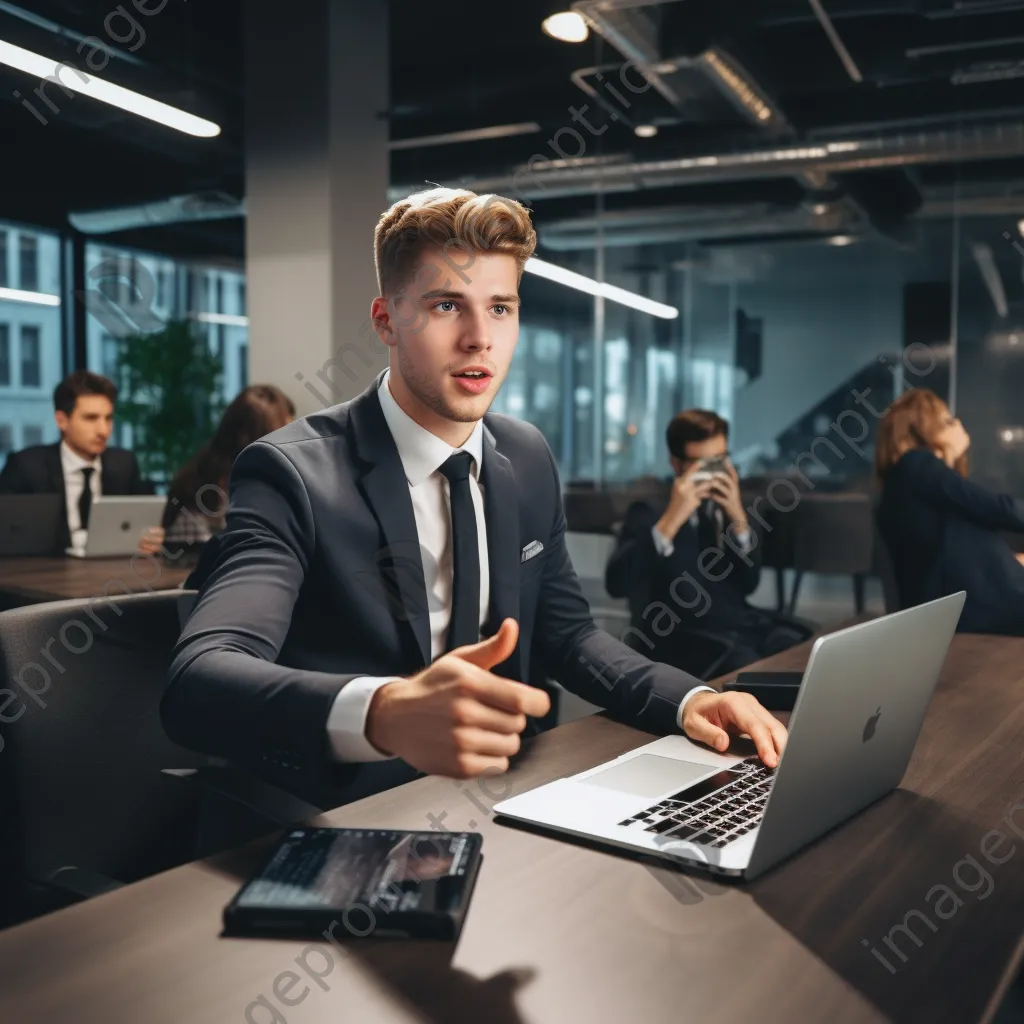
(672, 434, 728, 476)
(55, 395, 114, 459)
(372, 248, 520, 429)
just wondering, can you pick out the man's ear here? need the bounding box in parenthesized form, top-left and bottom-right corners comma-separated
(54, 410, 69, 435)
(370, 296, 395, 348)
(669, 456, 683, 476)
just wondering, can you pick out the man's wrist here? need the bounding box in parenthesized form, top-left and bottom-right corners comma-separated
(365, 679, 400, 756)
(676, 685, 716, 730)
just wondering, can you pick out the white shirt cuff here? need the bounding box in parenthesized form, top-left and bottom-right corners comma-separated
(676, 685, 716, 731)
(730, 528, 752, 553)
(326, 676, 399, 762)
(651, 524, 675, 557)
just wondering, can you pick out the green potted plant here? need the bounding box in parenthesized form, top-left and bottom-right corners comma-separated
(113, 318, 224, 487)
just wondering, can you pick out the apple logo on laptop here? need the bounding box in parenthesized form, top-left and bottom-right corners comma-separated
(862, 706, 882, 743)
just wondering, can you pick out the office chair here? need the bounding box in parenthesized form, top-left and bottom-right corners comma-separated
(0, 591, 206, 924)
(788, 492, 875, 616)
(872, 514, 904, 615)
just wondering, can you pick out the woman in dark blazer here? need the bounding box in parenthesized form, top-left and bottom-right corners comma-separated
(876, 388, 1024, 634)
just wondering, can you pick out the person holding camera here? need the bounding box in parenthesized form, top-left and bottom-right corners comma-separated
(606, 409, 805, 678)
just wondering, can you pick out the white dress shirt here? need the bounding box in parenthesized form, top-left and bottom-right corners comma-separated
(60, 440, 102, 552)
(328, 371, 712, 762)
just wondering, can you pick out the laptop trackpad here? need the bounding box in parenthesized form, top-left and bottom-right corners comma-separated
(580, 755, 716, 798)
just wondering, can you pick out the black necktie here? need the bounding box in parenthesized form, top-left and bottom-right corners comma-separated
(79, 467, 95, 530)
(439, 451, 480, 652)
(697, 499, 721, 552)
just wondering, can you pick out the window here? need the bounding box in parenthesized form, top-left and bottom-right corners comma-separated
(19, 234, 38, 292)
(238, 277, 246, 315)
(215, 276, 224, 314)
(0, 324, 9, 385)
(0, 230, 7, 288)
(238, 342, 248, 389)
(22, 425, 42, 447)
(21, 325, 41, 387)
(101, 332, 120, 380)
(0, 425, 11, 455)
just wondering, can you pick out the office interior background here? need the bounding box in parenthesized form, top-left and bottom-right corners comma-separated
(2, 4, 1024, 1022)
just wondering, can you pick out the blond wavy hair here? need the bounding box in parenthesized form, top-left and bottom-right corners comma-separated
(374, 187, 537, 296)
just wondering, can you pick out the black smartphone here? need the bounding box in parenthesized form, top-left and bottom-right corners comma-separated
(724, 670, 803, 711)
(223, 827, 483, 941)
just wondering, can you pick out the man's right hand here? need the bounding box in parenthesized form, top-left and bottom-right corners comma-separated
(364, 619, 550, 779)
(656, 464, 713, 541)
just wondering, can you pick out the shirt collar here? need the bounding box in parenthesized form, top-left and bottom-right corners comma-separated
(377, 369, 484, 487)
(60, 440, 100, 474)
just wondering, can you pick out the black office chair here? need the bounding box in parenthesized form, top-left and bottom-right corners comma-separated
(788, 493, 875, 616)
(872, 515, 904, 615)
(0, 591, 208, 924)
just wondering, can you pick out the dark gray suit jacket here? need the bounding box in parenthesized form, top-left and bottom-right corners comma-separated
(0, 442, 149, 550)
(162, 375, 701, 805)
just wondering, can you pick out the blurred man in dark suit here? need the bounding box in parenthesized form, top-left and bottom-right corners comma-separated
(606, 410, 805, 677)
(0, 370, 159, 553)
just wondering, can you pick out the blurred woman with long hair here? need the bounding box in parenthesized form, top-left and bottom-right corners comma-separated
(163, 384, 295, 545)
(875, 388, 1024, 634)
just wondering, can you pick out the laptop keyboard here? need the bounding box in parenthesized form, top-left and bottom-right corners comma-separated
(616, 757, 776, 849)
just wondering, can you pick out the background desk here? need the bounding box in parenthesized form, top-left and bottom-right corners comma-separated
(0, 634, 1021, 1023)
(0, 555, 192, 610)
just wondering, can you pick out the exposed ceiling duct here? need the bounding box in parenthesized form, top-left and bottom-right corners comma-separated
(538, 201, 853, 250)
(68, 192, 244, 234)
(412, 120, 1024, 202)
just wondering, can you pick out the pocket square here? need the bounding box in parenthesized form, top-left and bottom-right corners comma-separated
(521, 540, 545, 563)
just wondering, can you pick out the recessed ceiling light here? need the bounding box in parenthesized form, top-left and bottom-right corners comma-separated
(634, 124, 658, 138)
(810, 202, 830, 215)
(827, 234, 855, 246)
(542, 12, 589, 43)
(1018, 218, 1024, 238)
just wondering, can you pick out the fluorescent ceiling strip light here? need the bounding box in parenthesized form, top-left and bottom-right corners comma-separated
(524, 257, 679, 319)
(195, 312, 248, 327)
(0, 39, 221, 137)
(0, 286, 60, 306)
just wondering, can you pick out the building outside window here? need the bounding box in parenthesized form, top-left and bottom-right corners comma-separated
(238, 342, 248, 389)
(0, 323, 9, 386)
(21, 325, 42, 387)
(22, 424, 43, 447)
(0, 230, 8, 288)
(18, 233, 38, 292)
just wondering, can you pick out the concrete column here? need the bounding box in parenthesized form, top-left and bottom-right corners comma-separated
(245, 0, 389, 415)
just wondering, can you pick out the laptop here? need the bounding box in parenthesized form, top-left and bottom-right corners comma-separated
(67, 496, 166, 558)
(494, 593, 965, 881)
(0, 494, 63, 555)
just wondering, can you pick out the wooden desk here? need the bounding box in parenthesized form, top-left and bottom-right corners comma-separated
(0, 555, 192, 607)
(0, 634, 1022, 1024)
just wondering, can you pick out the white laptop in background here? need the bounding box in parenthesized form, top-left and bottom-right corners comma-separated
(67, 496, 166, 558)
(494, 593, 965, 881)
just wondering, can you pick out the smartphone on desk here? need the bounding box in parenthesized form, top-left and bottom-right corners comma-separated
(223, 827, 484, 941)
(724, 671, 804, 711)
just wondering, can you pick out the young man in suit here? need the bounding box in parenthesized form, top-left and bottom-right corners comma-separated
(162, 188, 787, 808)
(0, 370, 161, 554)
(606, 410, 805, 676)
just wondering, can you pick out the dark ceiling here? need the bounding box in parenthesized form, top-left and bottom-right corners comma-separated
(2, 0, 1024, 265)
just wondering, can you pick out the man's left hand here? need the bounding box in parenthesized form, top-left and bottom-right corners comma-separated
(708, 462, 748, 528)
(682, 690, 787, 767)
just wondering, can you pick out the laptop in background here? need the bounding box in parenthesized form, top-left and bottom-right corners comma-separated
(0, 495, 63, 556)
(68, 496, 166, 558)
(494, 593, 965, 881)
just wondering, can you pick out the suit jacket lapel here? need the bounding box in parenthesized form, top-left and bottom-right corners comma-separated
(349, 379, 431, 668)
(481, 427, 521, 680)
(45, 444, 70, 548)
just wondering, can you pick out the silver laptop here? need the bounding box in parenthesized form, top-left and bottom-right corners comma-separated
(494, 593, 965, 881)
(68, 496, 166, 558)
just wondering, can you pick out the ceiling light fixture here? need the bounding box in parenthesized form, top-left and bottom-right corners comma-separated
(634, 124, 658, 138)
(542, 12, 589, 43)
(0, 39, 221, 137)
(827, 234, 855, 246)
(1018, 217, 1024, 237)
(525, 257, 678, 319)
(0, 286, 60, 306)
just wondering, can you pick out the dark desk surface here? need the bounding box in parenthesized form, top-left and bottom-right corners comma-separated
(0, 633, 1022, 1024)
(0, 555, 192, 605)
